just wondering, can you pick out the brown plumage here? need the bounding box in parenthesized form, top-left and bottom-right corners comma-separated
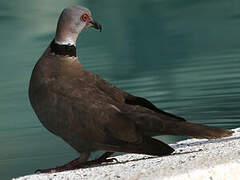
(29, 5, 232, 173)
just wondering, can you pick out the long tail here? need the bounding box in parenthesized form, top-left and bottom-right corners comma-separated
(165, 121, 233, 139)
(122, 136, 175, 156)
(134, 113, 233, 139)
(103, 136, 174, 156)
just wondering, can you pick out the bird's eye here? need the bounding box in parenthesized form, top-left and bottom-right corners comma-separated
(81, 13, 89, 22)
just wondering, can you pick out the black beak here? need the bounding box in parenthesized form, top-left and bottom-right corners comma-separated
(90, 20, 102, 32)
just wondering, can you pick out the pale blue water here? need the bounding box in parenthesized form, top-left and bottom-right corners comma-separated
(1, 0, 240, 179)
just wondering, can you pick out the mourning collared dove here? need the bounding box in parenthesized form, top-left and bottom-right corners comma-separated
(29, 5, 232, 173)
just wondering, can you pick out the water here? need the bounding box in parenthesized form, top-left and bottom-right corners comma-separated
(1, 0, 240, 179)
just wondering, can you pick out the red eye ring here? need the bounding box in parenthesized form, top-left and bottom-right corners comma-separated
(81, 13, 89, 22)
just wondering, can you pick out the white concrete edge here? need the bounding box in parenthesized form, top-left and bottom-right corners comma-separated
(13, 128, 240, 180)
(160, 162, 240, 180)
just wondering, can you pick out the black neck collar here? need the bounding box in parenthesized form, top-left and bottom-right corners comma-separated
(50, 39, 76, 57)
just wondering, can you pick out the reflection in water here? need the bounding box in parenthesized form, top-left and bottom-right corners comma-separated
(1, 0, 240, 179)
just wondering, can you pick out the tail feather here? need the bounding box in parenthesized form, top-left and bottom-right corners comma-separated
(119, 136, 174, 156)
(168, 122, 233, 139)
(134, 113, 232, 139)
(102, 136, 174, 156)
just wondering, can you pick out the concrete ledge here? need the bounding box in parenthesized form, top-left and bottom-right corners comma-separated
(14, 128, 240, 180)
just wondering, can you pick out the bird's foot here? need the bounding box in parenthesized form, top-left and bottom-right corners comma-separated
(35, 156, 87, 173)
(89, 153, 118, 164)
(75, 151, 118, 167)
(35, 152, 116, 174)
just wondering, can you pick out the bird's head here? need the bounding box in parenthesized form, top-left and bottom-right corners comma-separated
(55, 5, 102, 46)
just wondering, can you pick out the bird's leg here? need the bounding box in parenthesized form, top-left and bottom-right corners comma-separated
(35, 157, 86, 173)
(35, 152, 90, 173)
(81, 151, 117, 166)
(35, 152, 117, 174)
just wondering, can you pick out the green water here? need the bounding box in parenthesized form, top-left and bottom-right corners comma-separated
(1, 0, 240, 179)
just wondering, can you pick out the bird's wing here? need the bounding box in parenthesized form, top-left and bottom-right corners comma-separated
(44, 77, 143, 145)
(125, 95, 186, 122)
(45, 79, 175, 156)
(94, 73, 186, 122)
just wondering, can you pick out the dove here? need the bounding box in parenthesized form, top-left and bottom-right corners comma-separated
(29, 5, 232, 173)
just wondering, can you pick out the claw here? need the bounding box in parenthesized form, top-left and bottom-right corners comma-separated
(34, 168, 57, 174)
(112, 158, 119, 163)
(106, 158, 119, 163)
(34, 169, 41, 174)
